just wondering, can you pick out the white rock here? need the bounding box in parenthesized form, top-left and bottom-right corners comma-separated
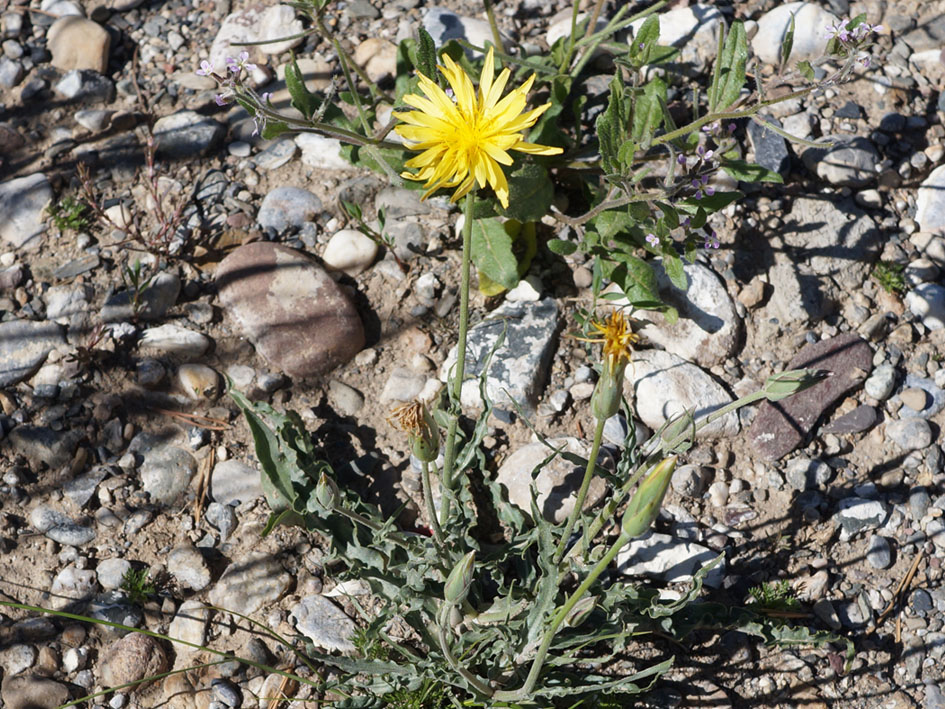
(167, 600, 209, 652)
(257, 5, 304, 55)
(0, 173, 52, 250)
(627, 349, 739, 438)
(506, 275, 542, 302)
(752, 2, 839, 65)
(322, 229, 378, 277)
(96, 558, 131, 590)
(917, 164, 945, 233)
(295, 133, 350, 170)
(496, 438, 607, 524)
(617, 531, 724, 588)
(139, 324, 211, 360)
(290, 595, 356, 653)
(168, 546, 212, 591)
(628, 4, 725, 67)
(905, 284, 945, 331)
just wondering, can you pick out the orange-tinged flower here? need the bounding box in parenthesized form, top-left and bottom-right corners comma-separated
(394, 48, 563, 208)
(588, 311, 639, 372)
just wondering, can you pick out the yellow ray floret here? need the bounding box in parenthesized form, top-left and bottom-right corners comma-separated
(581, 311, 639, 370)
(394, 48, 563, 208)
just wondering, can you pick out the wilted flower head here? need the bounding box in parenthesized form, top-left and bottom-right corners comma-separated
(388, 400, 440, 462)
(581, 311, 640, 420)
(394, 48, 563, 208)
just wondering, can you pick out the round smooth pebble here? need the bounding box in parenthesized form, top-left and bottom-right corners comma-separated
(864, 364, 896, 400)
(96, 558, 132, 590)
(321, 229, 378, 277)
(178, 364, 220, 400)
(752, 2, 839, 65)
(900, 388, 928, 412)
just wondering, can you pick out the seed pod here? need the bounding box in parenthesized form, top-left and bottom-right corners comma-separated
(591, 358, 627, 421)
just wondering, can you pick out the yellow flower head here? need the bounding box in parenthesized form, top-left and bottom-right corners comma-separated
(588, 311, 639, 371)
(394, 48, 563, 208)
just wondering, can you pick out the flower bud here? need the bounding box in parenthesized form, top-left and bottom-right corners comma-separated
(444, 551, 476, 605)
(621, 457, 677, 539)
(315, 471, 340, 511)
(591, 357, 627, 421)
(563, 595, 597, 628)
(763, 368, 826, 402)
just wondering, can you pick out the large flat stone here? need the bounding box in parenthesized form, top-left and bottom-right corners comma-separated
(216, 242, 365, 379)
(749, 333, 872, 460)
(0, 174, 52, 250)
(0, 319, 66, 387)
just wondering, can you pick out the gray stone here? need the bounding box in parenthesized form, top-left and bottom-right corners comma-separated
(0, 675, 70, 709)
(209, 552, 291, 616)
(747, 115, 790, 176)
(617, 531, 724, 588)
(257, 186, 322, 232)
(0, 56, 23, 87)
(801, 136, 880, 187)
(153, 111, 225, 159)
(167, 600, 209, 652)
(834, 498, 888, 538)
(140, 444, 197, 505)
(748, 333, 872, 460)
(216, 242, 365, 378)
(50, 565, 98, 608)
(865, 363, 897, 400)
(496, 437, 608, 524)
(380, 367, 427, 403)
(906, 283, 945, 331)
(8, 426, 81, 469)
(167, 546, 212, 591)
(253, 138, 297, 171)
(205, 502, 236, 541)
(99, 633, 169, 689)
(101, 272, 180, 322)
(441, 298, 558, 411)
(627, 4, 724, 69)
(328, 380, 365, 416)
(211, 459, 263, 507)
(628, 349, 739, 439)
(784, 457, 832, 491)
(54, 254, 100, 280)
(671, 464, 711, 498)
(139, 324, 211, 360)
(917, 165, 945, 232)
(97, 558, 132, 590)
(752, 3, 839, 65)
(290, 595, 356, 653)
(886, 418, 933, 452)
(822, 405, 877, 434)
(54, 69, 114, 103)
(867, 535, 892, 570)
(256, 4, 304, 54)
(0, 173, 52, 249)
(375, 187, 431, 219)
(44, 283, 91, 322)
(634, 261, 740, 367)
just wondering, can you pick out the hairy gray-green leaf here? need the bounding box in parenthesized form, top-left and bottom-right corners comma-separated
(596, 71, 627, 176)
(499, 163, 554, 223)
(471, 217, 519, 290)
(780, 12, 796, 69)
(712, 22, 747, 112)
(285, 54, 320, 120)
(631, 76, 666, 151)
(416, 27, 438, 80)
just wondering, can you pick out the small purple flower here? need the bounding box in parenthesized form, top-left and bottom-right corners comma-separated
(694, 190, 703, 200)
(700, 174, 710, 185)
(697, 145, 705, 156)
(704, 230, 720, 249)
(727, 123, 736, 133)
(703, 149, 714, 160)
(825, 20, 850, 41)
(196, 60, 214, 77)
(691, 178, 701, 189)
(858, 53, 871, 68)
(681, 217, 691, 229)
(226, 51, 256, 74)
(677, 154, 687, 165)
(645, 233, 659, 247)
(705, 186, 716, 196)
(215, 93, 230, 107)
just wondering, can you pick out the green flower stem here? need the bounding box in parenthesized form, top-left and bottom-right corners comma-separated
(495, 531, 632, 701)
(439, 191, 476, 527)
(557, 2, 582, 73)
(569, 0, 669, 75)
(421, 459, 444, 545)
(483, 0, 506, 55)
(570, 388, 769, 562)
(553, 415, 605, 565)
(437, 604, 495, 697)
